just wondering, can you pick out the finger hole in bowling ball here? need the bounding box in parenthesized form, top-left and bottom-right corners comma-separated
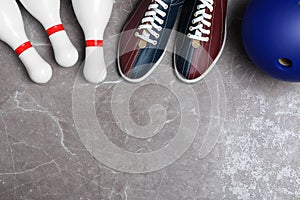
(298, 2, 300, 7)
(278, 58, 293, 68)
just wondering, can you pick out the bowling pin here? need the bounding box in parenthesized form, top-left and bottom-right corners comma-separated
(0, 0, 52, 84)
(20, 0, 79, 68)
(72, 0, 114, 83)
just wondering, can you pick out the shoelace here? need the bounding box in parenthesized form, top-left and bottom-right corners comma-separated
(135, 0, 169, 46)
(187, 0, 214, 42)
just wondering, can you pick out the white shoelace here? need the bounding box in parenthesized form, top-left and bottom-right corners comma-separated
(135, 0, 169, 46)
(187, 0, 214, 42)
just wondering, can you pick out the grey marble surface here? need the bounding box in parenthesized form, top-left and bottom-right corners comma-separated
(0, 0, 299, 199)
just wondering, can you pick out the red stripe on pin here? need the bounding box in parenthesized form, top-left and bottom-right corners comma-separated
(15, 41, 32, 56)
(46, 24, 65, 36)
(86, 40, 103, 47)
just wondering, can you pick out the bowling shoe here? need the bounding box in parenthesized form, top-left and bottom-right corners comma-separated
(118, 0, 185, 82)
(174, 0, 227, 83)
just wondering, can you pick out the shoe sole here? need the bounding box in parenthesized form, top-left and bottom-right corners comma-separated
(174, 15, 228, 84)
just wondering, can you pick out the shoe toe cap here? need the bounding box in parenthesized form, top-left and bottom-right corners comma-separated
(118, 48, 163, 81)
(174, 45, 214, 82)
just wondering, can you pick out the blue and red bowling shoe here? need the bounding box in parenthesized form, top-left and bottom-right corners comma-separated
(118, 0, 185, 82)
(174, 0, 227, 83)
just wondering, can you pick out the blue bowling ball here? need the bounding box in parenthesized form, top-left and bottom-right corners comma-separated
(242, 0, 300, 82)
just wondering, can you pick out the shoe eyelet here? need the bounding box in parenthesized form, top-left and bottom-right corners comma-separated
(153, 41, 158, 45)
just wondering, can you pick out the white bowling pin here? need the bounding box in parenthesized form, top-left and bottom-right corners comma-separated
(72, 0, 114, 83)
(0, 0, 52, 84)
(20, 0, 79, 68)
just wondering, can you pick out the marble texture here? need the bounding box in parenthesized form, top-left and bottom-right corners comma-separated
(0, 0, 299, 199)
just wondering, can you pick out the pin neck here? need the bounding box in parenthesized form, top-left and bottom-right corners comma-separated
(46, 24, 65, 36)
(86, 40, 103, 47)
(15, 41, 32, 56)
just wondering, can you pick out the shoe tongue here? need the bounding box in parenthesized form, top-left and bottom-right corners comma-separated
(160, 0, 171, 4)
(169, 0, 184, 4)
